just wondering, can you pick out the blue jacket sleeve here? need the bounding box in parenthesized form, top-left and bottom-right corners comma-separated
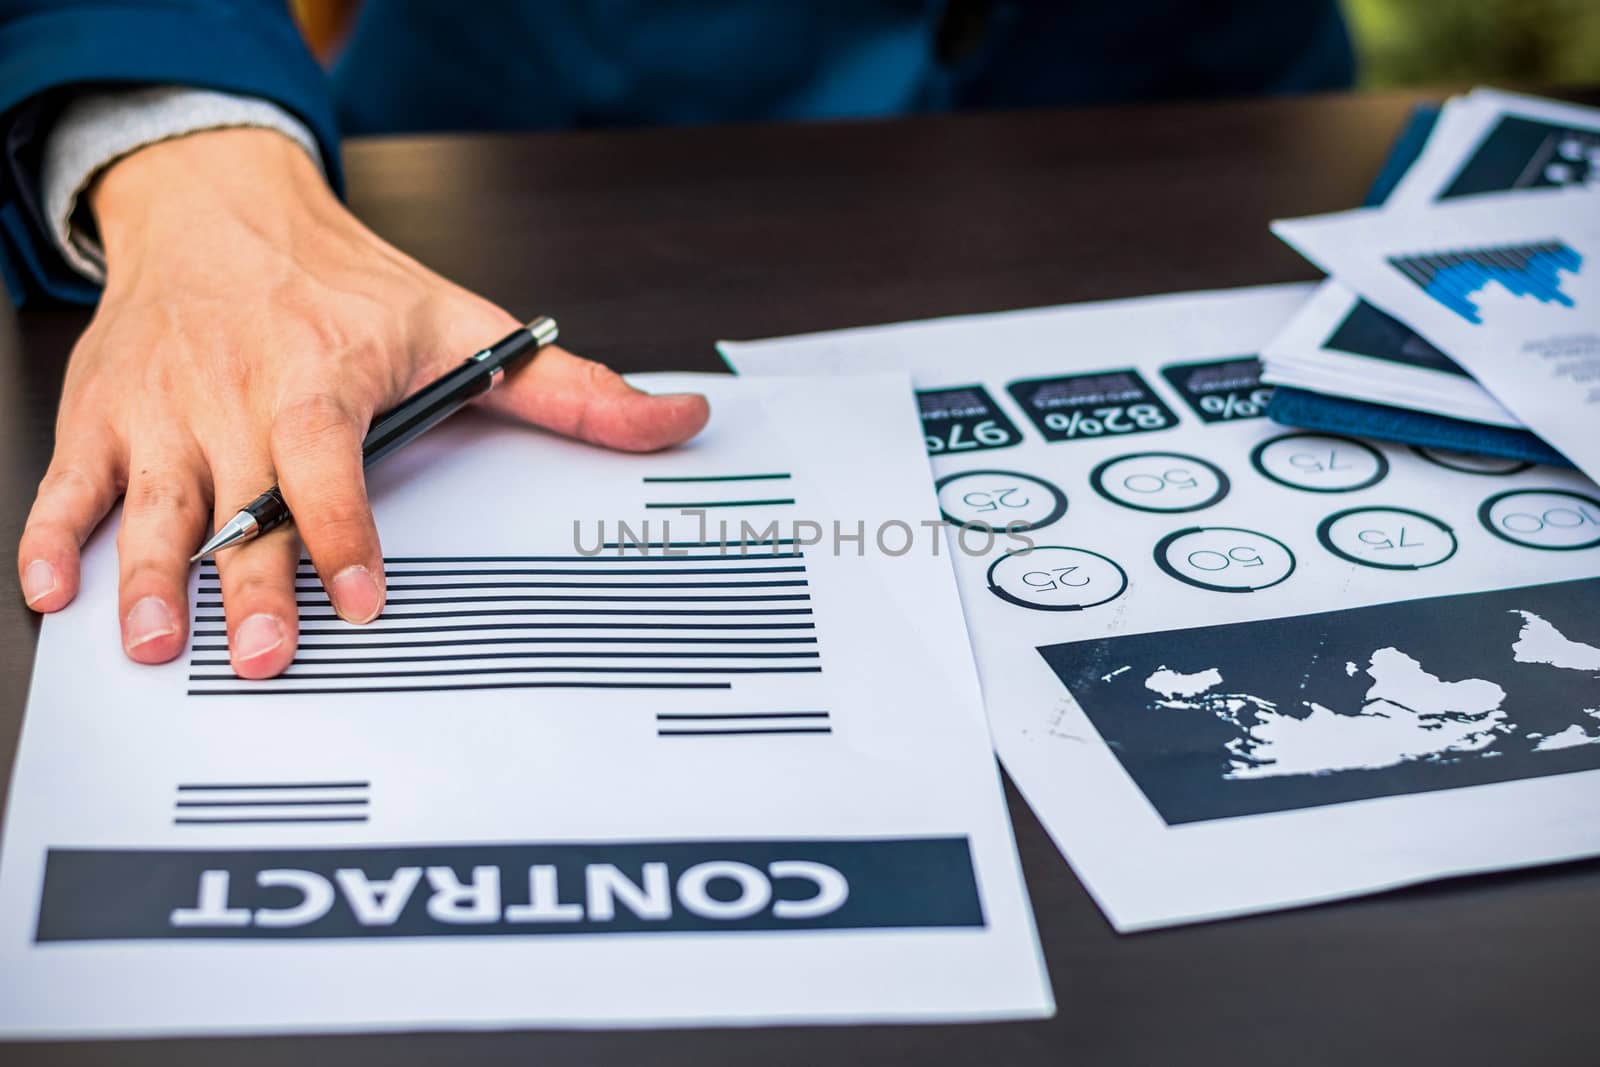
(0, 0, 343, 306)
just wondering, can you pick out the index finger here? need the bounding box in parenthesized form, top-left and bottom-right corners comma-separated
(269, 394, 386, 625)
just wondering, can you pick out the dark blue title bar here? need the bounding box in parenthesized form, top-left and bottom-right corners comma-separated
(36, 837, 982, 941)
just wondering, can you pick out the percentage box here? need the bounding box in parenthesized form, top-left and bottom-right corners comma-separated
(916, 384, 1023, 456)
(1160, 356, 1273, 424)
(1007, 369, 1177, 444)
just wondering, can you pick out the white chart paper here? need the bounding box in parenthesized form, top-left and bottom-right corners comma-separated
(1262, 278, 1522, 427)
(1263, 89, 1600, 426)
(1273, 189, 1600, 482)
(0, 372, 1051, 1038)
(723, 285, 1600, 931)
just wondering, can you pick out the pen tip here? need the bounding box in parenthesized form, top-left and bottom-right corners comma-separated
(190, 513, 260, 562)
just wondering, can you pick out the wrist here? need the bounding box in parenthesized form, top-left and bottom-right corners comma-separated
(90, 127, 335, 265)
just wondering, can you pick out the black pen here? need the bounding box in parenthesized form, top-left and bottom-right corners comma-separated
(191, 316, 560, 560)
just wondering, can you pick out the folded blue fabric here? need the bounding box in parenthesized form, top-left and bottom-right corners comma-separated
(1268, 386, 1572, 467)
(1266, 104, 1569, 466)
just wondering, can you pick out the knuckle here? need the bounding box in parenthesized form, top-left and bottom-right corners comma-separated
(447, 296, 517, 349)
(296, 309, 359, 359)
(123, 475, 204, 522)
(306, 502, 375, 551)
(118, 555, 183, 586)
(56, 379, 110, 427)
(287, 308, 396, 382)
(290, 293, 390, 352)
(272, 393, 360, 454)
(36, 464, 112, 507)
(18, 519, 69, 558)
(578, 358, 623, 391)
(563, 359, 628, 441)
(223, 570, 295, 608)
(21, 512, 75, 541)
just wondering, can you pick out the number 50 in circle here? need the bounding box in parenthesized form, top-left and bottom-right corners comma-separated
(986, 546, 1129, 611)
(1153, 526, 1296, 593)
(1088, 451, 1230, 513)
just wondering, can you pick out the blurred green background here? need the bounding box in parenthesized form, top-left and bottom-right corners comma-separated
(1347, 0, 1600, 88)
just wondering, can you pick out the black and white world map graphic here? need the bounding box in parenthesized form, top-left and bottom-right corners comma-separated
(1040, 577, 1600, 824)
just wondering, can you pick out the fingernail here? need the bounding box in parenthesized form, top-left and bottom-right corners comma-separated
(125, 596, 178, 649)
(21, 560, 57, 606)
(233, 613, 286, 663)
(330, 565, 383, 624)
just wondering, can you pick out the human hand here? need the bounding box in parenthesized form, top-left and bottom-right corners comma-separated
(17, 127, 710, 679)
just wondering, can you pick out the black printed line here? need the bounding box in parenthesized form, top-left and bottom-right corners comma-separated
(188, 666, 824, 681)
(175, 798, 369, 808)
(205, 608, 813, 621)
(202, 564, 811, 579)
(192, 651, 821, 667)
(657, 727, 832, 737)
(656, 712, 830, 721)
(202, 580, 807, 602)
(192, 621, 816, 642)
(371, 585, 800, 591)
(194, 623, 819, 639)
(285, 552, 806, 565)
(375, 565, 805, 579)
(358, 566, 807, 581)
(246, 572, 807, 590)
(195, 568, 807, 594)
(365, 589, 804, 606)
(192, 635, 819, 651)
(380, 579, 808, 591)
(600, 540, 800, 550)
(197, 555, 806, 576)
(196, 600, 816, 621)
(293, 632, 815, 642)
(199, 548, 805, 568)
(645, 499, 795, 509)
(641, 474, 792, 483)
(187, 681, 734, 696)
(174, 815, 370, 825)
(285, 619, 822, 629)
(373, 555, 806, 567)
(177, 781, 368, 791)
(192, 591, 806, 607)
(371, 554, 798, 563)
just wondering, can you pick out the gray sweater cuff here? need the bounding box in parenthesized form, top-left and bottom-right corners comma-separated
(41, 87, 324, 283)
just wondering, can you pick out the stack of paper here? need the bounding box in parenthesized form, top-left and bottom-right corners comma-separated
(1262, 89, 1599, 474)
(5, 86, 1600, 1044)
(724, 285, 1600, 933)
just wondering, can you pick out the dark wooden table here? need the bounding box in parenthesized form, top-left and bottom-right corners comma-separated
(4, 89, 1598, 1066)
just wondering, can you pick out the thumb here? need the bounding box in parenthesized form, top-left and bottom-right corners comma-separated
(482, 343, 711, 452)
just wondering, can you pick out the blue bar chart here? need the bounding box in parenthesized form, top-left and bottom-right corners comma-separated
(1388, 241, 1583, 324)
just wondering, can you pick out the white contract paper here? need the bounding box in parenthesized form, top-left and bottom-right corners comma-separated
(1273, 188, 1600, 481)
(723, 285, 1600, 931)
(0, 372, 1051, 1038)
